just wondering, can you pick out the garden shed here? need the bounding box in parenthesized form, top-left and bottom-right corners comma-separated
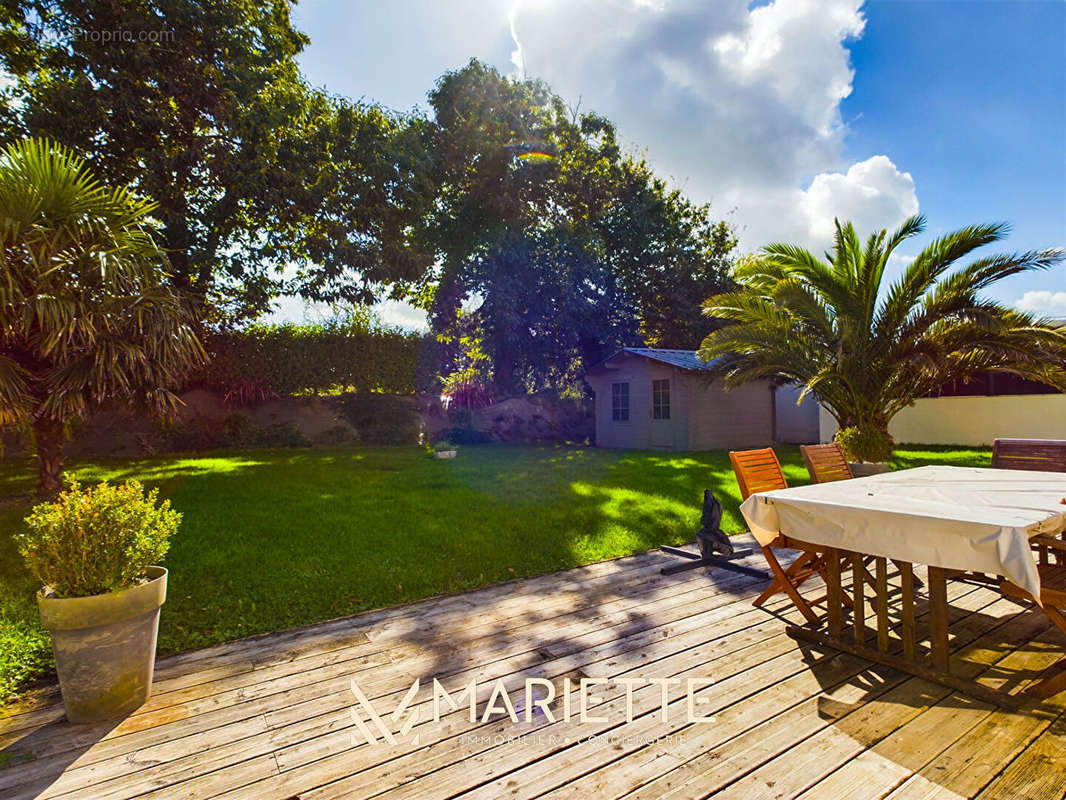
(585, 348, 815, 450)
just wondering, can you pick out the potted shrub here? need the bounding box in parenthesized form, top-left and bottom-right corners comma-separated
(16, 480, 180, 723)
(432, 440, 458, 459)
(835, 425, 893, 477)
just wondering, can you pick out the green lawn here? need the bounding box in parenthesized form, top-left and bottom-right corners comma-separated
(0, 443, 990, 705)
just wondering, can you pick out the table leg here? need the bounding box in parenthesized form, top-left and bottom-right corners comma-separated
(928, 566, 950, 674)
(875, 557, 889, 652)
(852, 554, 865, 644)
(895, 560, 916, 662)
(786, 554, 1016, 709)
(826, 547, 842, 639)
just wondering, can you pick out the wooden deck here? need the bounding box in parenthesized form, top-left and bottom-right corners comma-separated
(2, 540, 1065, 800)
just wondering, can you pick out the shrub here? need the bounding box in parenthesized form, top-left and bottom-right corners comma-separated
(220, 413, 255, 448)
(313, 424, 356, 446)
(252, 422, 311, 449)
(338, 393, 420, 445)
(835, 425, 894, 463)
(443, 381, 493, 410)
(222, 378, 277, 408)
(155, 415, 310, 452)
(435, 407, 491, 445)
(434, 426, 492, 445)
(17, 481, 180, 598)
(198, 321, 435, 397)
(156, 416, 223, 452)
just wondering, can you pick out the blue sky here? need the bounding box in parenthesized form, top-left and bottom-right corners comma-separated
(842, 0, 1065, 310)
(281, 0, 1066, 327)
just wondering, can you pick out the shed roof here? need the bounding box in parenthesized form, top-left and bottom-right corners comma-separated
(589, 348, 719, 373)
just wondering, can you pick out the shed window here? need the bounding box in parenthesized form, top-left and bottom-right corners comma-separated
(611, 382, 630, 421)
(653, 379, 671, 420)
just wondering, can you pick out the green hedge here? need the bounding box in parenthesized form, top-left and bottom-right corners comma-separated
(198, 322, 440, 396)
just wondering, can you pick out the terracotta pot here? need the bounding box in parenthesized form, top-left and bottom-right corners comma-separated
(37, 567, 167, 723)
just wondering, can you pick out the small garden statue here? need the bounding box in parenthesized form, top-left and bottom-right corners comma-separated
(695, 490, 734, 558)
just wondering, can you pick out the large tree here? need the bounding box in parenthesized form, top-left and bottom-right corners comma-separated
(473, 228, 638, 395)
(699, 216, 1066, 458)
(0, 0, 432, 321)
(0, 138, 204, 496)
(419, 60, 734, 391)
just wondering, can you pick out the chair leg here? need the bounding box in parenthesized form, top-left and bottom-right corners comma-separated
(1027, 665, 1066, 699)
(1001, 587, 1066, 699)
(755, 546, 820, 625)
(1044, 604, 1066, 637)
(754, 549, 819, 605)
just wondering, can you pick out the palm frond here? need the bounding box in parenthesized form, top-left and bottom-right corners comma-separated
(0, 137, 205, 431)
(703, 215, 1066, 439)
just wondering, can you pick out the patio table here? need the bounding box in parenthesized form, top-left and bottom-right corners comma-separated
(740, 465, 1066, 708)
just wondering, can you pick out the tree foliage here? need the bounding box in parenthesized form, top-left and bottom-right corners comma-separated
(0, 0, 433, 321)
(420, 61, 735, 392)
(0, 138, 204, 495)
(700, 215, 1066, 447)
(199, 319, 434, 397)
(472, 228, 639, 395)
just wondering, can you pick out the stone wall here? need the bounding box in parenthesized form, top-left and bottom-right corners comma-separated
(1, 390, 592, 460)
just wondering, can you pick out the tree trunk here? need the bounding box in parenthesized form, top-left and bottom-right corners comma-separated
(33, 416, 65, 499)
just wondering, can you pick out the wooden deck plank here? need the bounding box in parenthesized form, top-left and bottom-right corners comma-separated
(617, 599, 1040, 800)
(0, 548, 1062, 800)
(0, 557, 759, 765)
(0, 548, 715, 736)
(288, 580, 982, 800)
(803, 623, 1066, 800)
(313, 629, 828, 800)
(689, 602, 1050, 800)
(72, 575, 801, 800)
(974, 712, 1066, 800)
(2, 560, 771, 799)
(441, 582, 988, 800)
(522, 583, 1005, 800)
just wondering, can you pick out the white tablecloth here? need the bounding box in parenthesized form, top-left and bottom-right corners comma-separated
(739, 465, 1066, 598)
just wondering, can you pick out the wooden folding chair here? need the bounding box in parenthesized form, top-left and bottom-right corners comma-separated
(993, 439, 1066, 566)
(731, 448, 848, 624)
(800, 442, 853, 484)
(800, 442, 927, 592)
(1000, 535, 1066, 699)
(991, 438, 1066, 472)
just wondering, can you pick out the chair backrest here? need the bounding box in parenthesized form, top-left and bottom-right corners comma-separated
(800, 442, 854, 484)
(730, 448, 787, 501)
(991, 438, 1066, 473)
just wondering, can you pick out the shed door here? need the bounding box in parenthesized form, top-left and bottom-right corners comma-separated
(650, 378, 673, 448)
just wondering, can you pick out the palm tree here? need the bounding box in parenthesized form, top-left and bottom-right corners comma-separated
(699, 215, 1066, 460)
(0, 138, 205, 496)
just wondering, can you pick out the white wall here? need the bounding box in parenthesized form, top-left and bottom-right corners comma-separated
(819, 394, 1066, 446)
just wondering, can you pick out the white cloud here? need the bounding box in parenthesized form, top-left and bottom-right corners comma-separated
(261, 295, 428, 331)
(273, 0, 923, 324)
(377, 300, 429, 331)
(1016, 290, 1066, 318)
(794, 155, 918, 250)
(506, 0, 918, 252)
